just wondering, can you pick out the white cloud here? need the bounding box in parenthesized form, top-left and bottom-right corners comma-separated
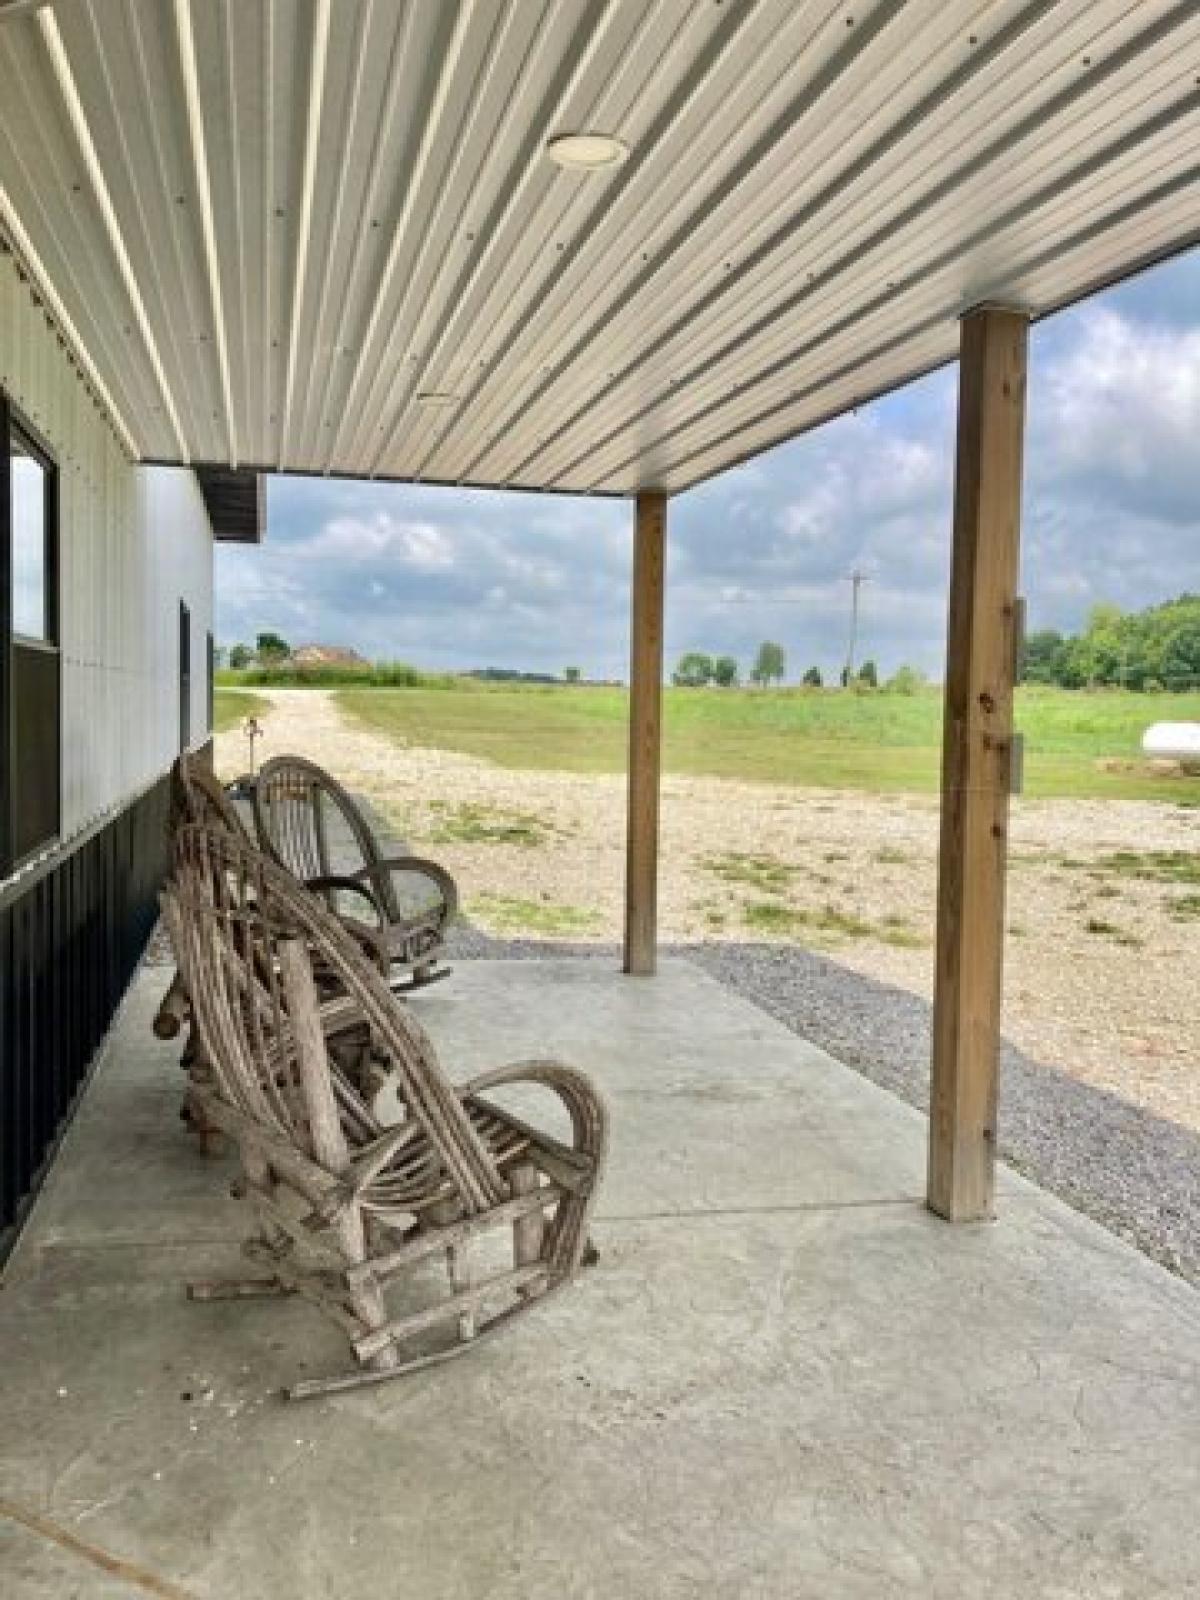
(1034, 307, 1200, 522)
(300, 515, 457, 570)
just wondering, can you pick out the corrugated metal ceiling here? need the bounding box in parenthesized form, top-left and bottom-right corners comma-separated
(0, 0, 1196, 496)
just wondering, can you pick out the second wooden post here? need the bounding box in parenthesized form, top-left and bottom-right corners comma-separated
(624, 490, 667, 977)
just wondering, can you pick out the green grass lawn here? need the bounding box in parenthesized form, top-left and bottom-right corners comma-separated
(212, 688, 268, 735)
(335, 683, 1200, 802)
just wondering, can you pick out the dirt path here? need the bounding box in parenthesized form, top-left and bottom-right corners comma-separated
(217, 689, 1200, 1133)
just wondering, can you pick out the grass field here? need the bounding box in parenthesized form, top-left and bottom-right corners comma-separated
(324, 683, 1200, 802)
(212, 688, 267, 736)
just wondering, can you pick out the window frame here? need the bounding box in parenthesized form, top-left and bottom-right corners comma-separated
(1, 392, 62, 875)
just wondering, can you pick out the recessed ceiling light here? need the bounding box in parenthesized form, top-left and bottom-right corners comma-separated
(415, 391, 458, 407)
(546, 132, 629, 170)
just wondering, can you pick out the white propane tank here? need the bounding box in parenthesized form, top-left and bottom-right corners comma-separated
(1142, 723, 1200, 762)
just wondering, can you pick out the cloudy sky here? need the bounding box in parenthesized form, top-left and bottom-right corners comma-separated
(216, 249, 1200, 682)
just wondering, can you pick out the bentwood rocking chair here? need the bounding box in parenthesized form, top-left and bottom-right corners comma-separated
(162, 822, 608, 1399)
(252, 754, 458, 990)
(157, 754, 394, 1143)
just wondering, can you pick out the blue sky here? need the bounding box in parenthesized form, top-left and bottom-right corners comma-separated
(217, 249, 1200, 681)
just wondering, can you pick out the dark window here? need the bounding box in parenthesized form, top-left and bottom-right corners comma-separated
(2, 398, 60, 873)
(179, 601, 191, 753)
(206, 629, 214, 736)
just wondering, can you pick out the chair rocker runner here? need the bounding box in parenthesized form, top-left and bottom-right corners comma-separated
(252, 754, 458, 991)
(162, 823, 608, 1399)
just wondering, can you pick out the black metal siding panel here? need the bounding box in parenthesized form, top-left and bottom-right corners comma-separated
(0, 773, 170, 1256)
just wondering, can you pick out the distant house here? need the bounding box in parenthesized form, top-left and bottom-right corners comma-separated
(289, 644, 368, 668)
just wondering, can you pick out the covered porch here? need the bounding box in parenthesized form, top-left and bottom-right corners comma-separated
(1, 2, 1199, 1592)
(3, 954, 1198, 1598)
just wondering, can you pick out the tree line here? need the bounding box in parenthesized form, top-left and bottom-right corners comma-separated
(672, 642, 786, 687)
(671, 642, 917, 691)
(1022, 595, 1200, 690)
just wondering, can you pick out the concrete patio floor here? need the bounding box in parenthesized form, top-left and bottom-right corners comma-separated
(2, 957, 1200, 1599)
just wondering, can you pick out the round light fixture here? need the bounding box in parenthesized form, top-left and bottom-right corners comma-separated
(546, 132, 629, 170)
(415, 391, 459, 407)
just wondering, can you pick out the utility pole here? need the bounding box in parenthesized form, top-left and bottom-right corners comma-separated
(843, 569, 870, 684)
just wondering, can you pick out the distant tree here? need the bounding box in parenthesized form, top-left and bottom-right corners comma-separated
(228, 642, 253, 671)
(802, 665, 823, 688)
(884, 663, 925, 695)
(1157, 613, 1200, 690)
(673, 651, 715, 688)
(712, 655, 739, 688)
(1020, 629, 1067, 686)
(750, 641, 786, 687)
(563, 666, 581, 683)
(1087, 602, 1125, 634)
(857, 659, 879, 689)
(255, 630, 290, 666)
(1004, 596, 1200, 691)
(1067, 604, 1126, 687)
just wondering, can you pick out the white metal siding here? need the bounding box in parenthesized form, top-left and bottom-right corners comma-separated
(0, 246, 213, 843)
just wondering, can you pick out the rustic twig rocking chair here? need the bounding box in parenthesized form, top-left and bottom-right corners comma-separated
(153, 757, 259, 1144)
(252, 754, 458, 991)
(162, 822, 608, 1399)
(157, 754, 392, 1144)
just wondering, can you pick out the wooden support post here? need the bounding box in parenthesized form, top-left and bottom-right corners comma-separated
(624, 490, 667, 976)
(928, 306, 1029, 1223)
